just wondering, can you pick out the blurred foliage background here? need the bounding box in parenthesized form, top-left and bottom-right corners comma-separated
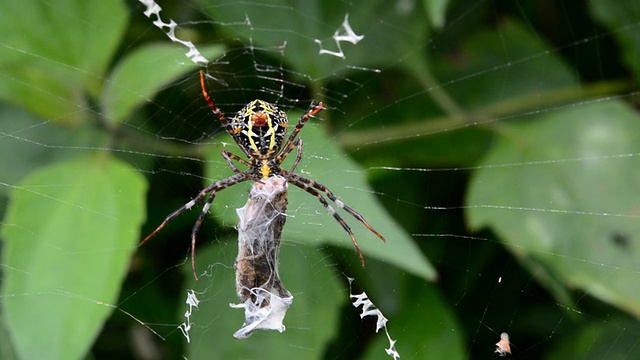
(1, 0, 640, 359)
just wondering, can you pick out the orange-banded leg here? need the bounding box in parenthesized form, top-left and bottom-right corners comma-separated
(277, 102, 324, 164)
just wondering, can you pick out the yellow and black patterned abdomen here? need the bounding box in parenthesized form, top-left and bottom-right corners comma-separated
(231, 100, 289, 160)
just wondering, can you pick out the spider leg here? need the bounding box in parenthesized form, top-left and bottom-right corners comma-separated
(288, 173, 387, 263)
(200, 71, 252, 158)
(304, 176, 387, 243)
(189, 190, 216, 280)
(141, 172, 248, 280)
(199, 71, 230, 130)
(222, 149, 265, 183)
(222, 150, 250, 174)
(277, 102, 323, 164)
(279, 138, 303, 175)
(287, 175, 366, 266)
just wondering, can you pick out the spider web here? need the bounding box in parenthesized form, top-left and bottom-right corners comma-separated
(1, 0, 640, 359)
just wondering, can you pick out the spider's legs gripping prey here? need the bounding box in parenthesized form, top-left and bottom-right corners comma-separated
(141, 172, 249, 280)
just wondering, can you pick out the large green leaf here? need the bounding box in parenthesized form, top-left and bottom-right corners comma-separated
(185, 237, 343, 359)
(0, 313, 18, 360)
(467, 101, 640, 317)
(203, 110, 435, 280)
(0, 105, 109, 199)
(1, 155, 147, 360)
(0, 0, 128, 125)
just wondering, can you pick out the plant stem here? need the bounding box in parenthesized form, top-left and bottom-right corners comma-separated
(338, 80, 631, 148)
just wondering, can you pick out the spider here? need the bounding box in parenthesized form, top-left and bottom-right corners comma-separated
(141, 70, 386, 280)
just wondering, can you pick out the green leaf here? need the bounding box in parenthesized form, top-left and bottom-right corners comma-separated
(195, 0, 429, 77)
(185, 237, 343, 359)
(467, 101, 640, 317)
(362, 282, 465, 360)
(423, 0, 449, 28)
(547, 316, 640, 359)
(0, 313, 18, 360)
(0, 0, 128, 125)
(204, 110, 435, 280)
(0, 104, 109, 198)
(432, 18, 577, 109)
(103, 44, 225, 124)
(589, 0, 640, 77)
(1, 154, 147, 360)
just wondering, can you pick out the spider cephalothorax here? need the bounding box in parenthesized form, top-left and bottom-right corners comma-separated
(140, 71, 386, 280)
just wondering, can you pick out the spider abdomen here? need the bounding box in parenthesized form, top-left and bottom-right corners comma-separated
(232, 99, 288, 158)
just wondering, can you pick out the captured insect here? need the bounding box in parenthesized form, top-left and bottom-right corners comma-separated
(141, 70, 386, 280)
(494, 332, 512, 356)
(231, 176, 292, 338)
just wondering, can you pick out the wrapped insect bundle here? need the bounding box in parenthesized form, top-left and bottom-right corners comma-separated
(230, 176, 293, 339)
